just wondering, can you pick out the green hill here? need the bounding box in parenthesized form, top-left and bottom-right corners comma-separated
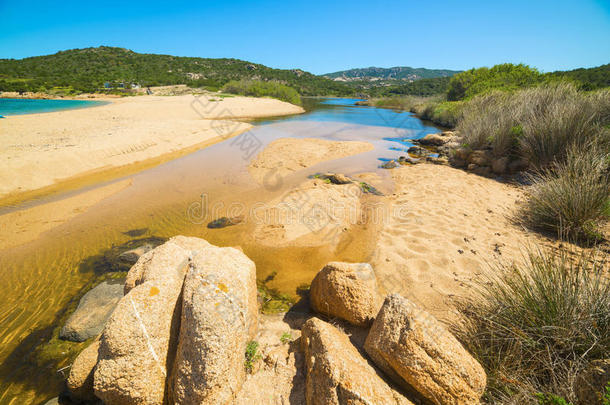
(323, 66, 461, 81)
(0, 46, 354, 96)
(548, 63, 610, 90)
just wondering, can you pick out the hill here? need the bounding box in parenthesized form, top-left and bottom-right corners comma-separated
(323, 66, 461, 82)
(0, 46, 354, 96)
(547, 63, 610, 90)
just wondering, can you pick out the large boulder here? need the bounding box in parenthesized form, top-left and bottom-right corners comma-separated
(301, 317, 413, 405)
(60, 279, 125, 342)
(310, 262, 382, 326)
(123, 235, 211, 294)
(169, 246, 258, 404)
(94, 236, 210, 405)
(67, 339, 100, 402)
(364, 294, 486, 405)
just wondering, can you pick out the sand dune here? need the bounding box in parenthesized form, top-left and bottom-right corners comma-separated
(0, 95, 304, 200)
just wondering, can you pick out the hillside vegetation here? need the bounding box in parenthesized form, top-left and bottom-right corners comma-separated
(221, 79, 301, 105)
(0, 46, 353, 96)
(324, 66, 460, 80)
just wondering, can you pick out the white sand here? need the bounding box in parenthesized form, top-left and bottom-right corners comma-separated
(0, 95, 304, 199)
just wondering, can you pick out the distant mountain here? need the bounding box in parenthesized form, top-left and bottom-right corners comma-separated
(323, 66, 461, 82)
(0, 46, 353, 96)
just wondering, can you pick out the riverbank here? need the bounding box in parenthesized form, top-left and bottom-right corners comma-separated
(357, 96, 461, 128)
(0, 94, 304, 204)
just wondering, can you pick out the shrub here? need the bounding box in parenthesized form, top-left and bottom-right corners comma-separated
(522, 145, 609, 242)
(221, 79, 301, 105)
(458, 82, 610, 167)
(244, 341, 261, 373)
(517, 83, 609, 168)
(447, 63, 542, 101)
(457, 91, 523, 157)
(455, 248, 610, 404)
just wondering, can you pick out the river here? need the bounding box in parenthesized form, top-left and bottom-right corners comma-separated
(0, 97, 439, 404)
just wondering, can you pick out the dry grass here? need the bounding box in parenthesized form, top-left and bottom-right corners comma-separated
(522, 145, 610, 243)
(455, 248, 610, 404)
(458, 83, 610, 168)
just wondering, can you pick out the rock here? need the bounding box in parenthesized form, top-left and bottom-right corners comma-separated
(364, 294, 486, 405)
(60, 279, 125, 342)
(491, 157, 509, 174)
(381, 160, 399, 169)
(507, 157, 529, 173)
(407, 146, 427, 157)
(426, 156, 449, 165)
(102, 237, 166, 272)
(472, 165, 492, 177)
(123, 235, 211, 294)
(418, 133, 448, 147)
(468, 150, 492, 166)
(94, 236, 210, 405)
(398, 156, 419, 165)
(67, 339, 100, 402)
(453, 147, 471, 161)
(441, 130, 457, 137)
(43, 398, 60, 405)
(301, 317, 413, 405)
(207, 215, 244, 229)
(170, 245, 258, 404)
(118, 243, 155, 266)
(326, 173, 352, 185)
(310, 262, 382, 327)
(575, 359, 610, 405)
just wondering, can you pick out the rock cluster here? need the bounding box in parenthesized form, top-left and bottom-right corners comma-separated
(450, 147, 528, 176)
(306, 262, 487, 405)
(68, 236, 258, 405)
(66, 241, 486, 405)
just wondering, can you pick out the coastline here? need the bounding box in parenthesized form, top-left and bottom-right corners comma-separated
(0, 94, 304, 206)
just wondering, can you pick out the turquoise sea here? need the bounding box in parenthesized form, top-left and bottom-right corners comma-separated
(0, 98, 107, 116)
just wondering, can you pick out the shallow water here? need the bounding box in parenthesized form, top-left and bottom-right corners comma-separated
(0, 97, 438, 403)
(0, 98, 107, 116)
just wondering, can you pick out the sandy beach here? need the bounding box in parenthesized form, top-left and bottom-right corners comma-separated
(370, 164, 548, 320)
(0, 94, 304, 201)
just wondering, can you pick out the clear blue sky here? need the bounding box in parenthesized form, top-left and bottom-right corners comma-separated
(1, 0, 608, 74)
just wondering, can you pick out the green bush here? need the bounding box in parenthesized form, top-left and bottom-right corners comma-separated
(522, 145, 609, 242)
(455, 248, 610, 403)
(221, 79, 301, 105)
(447, 63, 543, 101)
(244, 341, 261, 373)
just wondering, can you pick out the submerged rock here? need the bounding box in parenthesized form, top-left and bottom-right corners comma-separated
(207, 215, 245, 229)
(310, 262, 382, 327)
(60, 279, 125, 342)
(364, 294, 486, 405)
(325, 173, 352, 185)
(301, 317, 413, 405)
(381, 160, 399, 169)
(118, 243, 155, 267)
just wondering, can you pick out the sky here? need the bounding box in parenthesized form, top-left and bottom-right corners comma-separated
(0, 0, 609, 74)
